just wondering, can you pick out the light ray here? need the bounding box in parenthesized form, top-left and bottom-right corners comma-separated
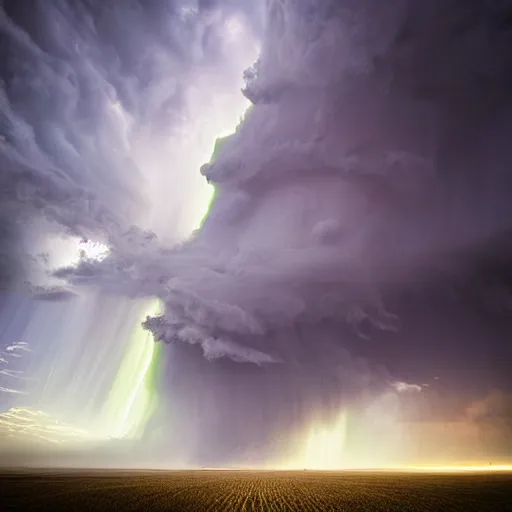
(98, 300, 161, 439)
(279, 411, 349, 470)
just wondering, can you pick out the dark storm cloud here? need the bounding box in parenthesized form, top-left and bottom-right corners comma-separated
(3, 0, 512, 466)
(64, 0, 512, 373)
(0, 0, 260, 289)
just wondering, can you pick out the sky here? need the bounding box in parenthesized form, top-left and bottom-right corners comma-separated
(0, 0, 512, 468)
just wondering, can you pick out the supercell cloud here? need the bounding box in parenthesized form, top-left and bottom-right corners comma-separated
(1, 0, 512, 467)
(0, 0, 260, 287)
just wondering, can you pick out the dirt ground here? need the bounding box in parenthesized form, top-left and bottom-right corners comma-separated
(1, 469, 511, 511)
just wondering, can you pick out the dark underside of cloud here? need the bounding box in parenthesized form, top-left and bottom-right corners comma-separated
(143, 0, 512, 372)
(2, 0, 512, 465)
(144, 0, 512, 463)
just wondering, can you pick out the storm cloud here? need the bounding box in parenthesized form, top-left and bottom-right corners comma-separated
(1, 0, 512, 467)
(61, 0, 512, 367)
(0, 0, 260, 288)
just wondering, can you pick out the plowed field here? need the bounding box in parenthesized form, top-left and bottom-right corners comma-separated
(2, 470, 511, 511)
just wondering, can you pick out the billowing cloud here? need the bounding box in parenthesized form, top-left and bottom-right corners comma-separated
(55, 0, 512, 369)
(0, 0, 260, 290)
(0, 341, 31, 396)
(391, 381, 423, 394)
(1, 0, 512, 467)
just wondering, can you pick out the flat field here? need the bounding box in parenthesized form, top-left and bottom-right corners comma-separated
(1, 469, 511, 511)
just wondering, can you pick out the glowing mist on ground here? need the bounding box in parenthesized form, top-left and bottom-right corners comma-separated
(276, 412, 349, 470)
